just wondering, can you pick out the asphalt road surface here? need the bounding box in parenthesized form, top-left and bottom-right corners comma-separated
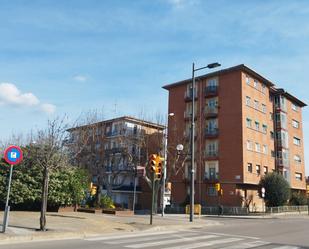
(2, 216, 309, 249)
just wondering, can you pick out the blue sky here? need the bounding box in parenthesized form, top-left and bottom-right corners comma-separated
(0, 0, 309, 173)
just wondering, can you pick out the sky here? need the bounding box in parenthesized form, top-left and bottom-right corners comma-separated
(0, 0, 309, 173)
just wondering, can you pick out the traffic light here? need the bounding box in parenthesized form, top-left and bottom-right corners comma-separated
(149, 154, 157, 173)
(155, 156, 164, 179)
(90, 185, 97, 196)
(215, 183, 221, 191)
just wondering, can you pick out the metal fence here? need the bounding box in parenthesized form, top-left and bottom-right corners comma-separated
(266, 205, 308, 214)
(164, 206, 248, 215)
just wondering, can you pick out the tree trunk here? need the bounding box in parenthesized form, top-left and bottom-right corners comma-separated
(40, 167, 49, 231)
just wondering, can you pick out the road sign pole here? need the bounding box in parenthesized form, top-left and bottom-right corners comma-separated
(2, 165, 14, 233)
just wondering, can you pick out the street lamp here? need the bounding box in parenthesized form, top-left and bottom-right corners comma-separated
(190, 62, 220, 222)
(161, 112, 175, 217)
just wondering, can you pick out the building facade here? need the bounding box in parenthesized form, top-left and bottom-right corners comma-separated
(68, 116, 164, 210)
(163, 64, 306, 211)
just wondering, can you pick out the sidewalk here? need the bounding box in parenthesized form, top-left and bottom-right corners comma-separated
(0, 212, 221, 245)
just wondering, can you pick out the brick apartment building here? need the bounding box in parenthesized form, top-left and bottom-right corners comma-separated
(163, 64, 306, 211)
(67, 116, 164, 210)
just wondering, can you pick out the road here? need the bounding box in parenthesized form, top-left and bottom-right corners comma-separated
(2, 215, 309, 249)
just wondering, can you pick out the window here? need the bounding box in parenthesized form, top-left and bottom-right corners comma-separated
(270, 112, 273, 121)
(292, 103, 299, 112)
(246, 75, 250, 85)
(292, 120, 299, 129)
(271, 150, 275, 157)
(263, 166, 268, 174)
(254, 100, 259, 109)
(246, 118, 252, 128)
(207, 78, 218, 87)
(247, 163, 252, 173)
(206, 141, 218, 156)
(270, 131, 274, 139)
(256, 165, 261, 175)
(262, 84, 266, 94)
(208, 187, 217, 196)
(255, 143, 261, 152)
(209, 167, 217, 180)
(262, 124, 267, 133)
(293, 137, 301, 146)
(247, 140, 253, 150)
(294, 155, 301, 163)
(246, 96, 251, 106)
(262, 104, 266, 113)
(253, 79, 258, 88)
(295, 172, 302, 181)
(262, 145, 268, 154)
(255, 121, 260, 131)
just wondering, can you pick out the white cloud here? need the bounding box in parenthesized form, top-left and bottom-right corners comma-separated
(167, 0, 196, 8)
(73, 75, 87, 82)
(0, 82, 56, 114)
(0, 83, 39, 106)
(40, 103, 56, 114)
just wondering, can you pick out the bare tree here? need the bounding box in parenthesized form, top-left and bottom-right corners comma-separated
(31, 117, 69, 231)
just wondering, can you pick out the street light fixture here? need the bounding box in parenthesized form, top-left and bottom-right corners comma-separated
(190, 62, 220, 222)
(161, 112, 175, 217)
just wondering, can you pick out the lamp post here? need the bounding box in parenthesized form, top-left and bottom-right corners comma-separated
(190, 62, 220, 222)
(161, 112, 174, 217)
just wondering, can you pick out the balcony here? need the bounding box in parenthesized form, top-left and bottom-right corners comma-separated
(205, 128, 219, 138)
(275, 103, 287, 113)
(276, 158, 290, 168)
(184, 110, 197, 120)
(276, 139, 288, 148)
(204, 172, 219, 182)
(204, 106, 218, 118)
(204, 86, 218, 97)
(104, 147, 126, 154)
(204, 150, 219, 159)
(184, 91, 198, 102)
(105, 131, 121, 137)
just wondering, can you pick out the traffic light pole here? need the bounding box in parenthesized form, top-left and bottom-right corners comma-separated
(190, 63, 196, 222)
(2, 165, 13, 233)
(150, 172, 155, 225)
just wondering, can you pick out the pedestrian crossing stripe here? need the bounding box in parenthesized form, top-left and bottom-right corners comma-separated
(105, 231, 199, 244)
(126, 235, 219, 248)
(85, 230, 181, 241)
(220, 240, 271, 249)
(163, 237, 244, 249)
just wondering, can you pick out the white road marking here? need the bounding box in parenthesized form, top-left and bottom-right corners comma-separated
(163, 237, 244, 249)
(106, 232, 197, 244)
(125, 235, 218, 248)
(85, 230, 180, 241)
(202, 231, 260, 240)
(271, 246, 301, 249)
(220, 240, 270, 249)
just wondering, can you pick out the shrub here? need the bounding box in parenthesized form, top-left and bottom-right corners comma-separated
(100, 195, 114, 209)
(289, 192, 307, 206)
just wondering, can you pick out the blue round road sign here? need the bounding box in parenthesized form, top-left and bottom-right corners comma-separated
(4, 146, 23, 165)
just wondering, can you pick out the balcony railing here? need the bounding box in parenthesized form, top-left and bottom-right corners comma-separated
(276, 139, 288, 148)
(184, 91, 198, 101)
(276, 158, 290, 167)
(184, 110, 197, 119)
(204, 172, 219, 181)
(205, 128, 219, 138)
(205, 86, 218, 97)
(204, 106, 218, 118)
(205, 151, 218, 158)
(104, 147, 126, 154)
